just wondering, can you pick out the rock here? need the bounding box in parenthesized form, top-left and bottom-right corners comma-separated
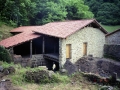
(8, 66, 15, 74)
(48, 70, 54, 77)
(0, 72, 4, 79)
(0, 66, 3, 72)
(60, 69, 67, 74)
(2, 68, 9, 75)
(88, 55, 93, 61)
(39, 66, 47, 70)
(100, 86, 114, 90)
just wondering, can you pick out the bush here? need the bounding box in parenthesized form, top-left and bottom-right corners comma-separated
(25, 70, 50, 83)
(24, 70, 70, 84)
(0, 46, 12, 63)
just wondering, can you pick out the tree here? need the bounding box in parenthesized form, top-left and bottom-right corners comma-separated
(33, 0, 67, 25)
(65, 0, 94, 20)
(33, 0, 93, 25)
(0, 46, 12, 63)
(0, 0, 94, 26)
(85, 0, 120, 25)
(97, 3, 120, 25)
(0, 0, 36, 26)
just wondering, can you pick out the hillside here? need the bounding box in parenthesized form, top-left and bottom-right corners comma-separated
(101, 24, 120, 33)
(0, 24, 13, 41)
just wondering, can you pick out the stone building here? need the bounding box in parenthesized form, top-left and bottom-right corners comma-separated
(106, 29, 120, 45)
(0, 19, 107, 70)
(104, 28, 120, 60)
(34, 19, 107, 68)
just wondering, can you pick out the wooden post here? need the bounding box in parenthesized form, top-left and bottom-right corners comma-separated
(8, 47, 14, 61)
(30, 40, 32, 58)
(42, 37, 45, 54)
(11, 47, 14, 61)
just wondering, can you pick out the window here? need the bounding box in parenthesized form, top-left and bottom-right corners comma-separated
(83, 42, 87, 56)
(66, 44, 71, 58)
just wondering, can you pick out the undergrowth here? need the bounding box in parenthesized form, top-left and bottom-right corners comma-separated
(2, 62, 69, 86)
(1, 62, 119, 90)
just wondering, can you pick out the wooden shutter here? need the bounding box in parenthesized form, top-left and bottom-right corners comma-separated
(83, 42, 87, 56)
(66, 44, 71, 58)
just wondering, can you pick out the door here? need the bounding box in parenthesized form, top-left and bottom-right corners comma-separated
(83, 42, 87, 56)
(66, 44, 71, 58)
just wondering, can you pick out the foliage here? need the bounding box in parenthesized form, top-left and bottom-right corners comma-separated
(1, 62, 119, 89)
(0, 0, 93, 26)
(0, 46, 12, 63)
(65, 0, 94, 20)
(33, 0, 67, 25)
(24, 70, 69, 84)
(0, 23, 13, 41)
(0, 0, 36, 26)
(85, 0, 120, 25)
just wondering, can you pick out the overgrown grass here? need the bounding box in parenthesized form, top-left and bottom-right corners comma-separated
(101, 24, 120, 33)
(2, 62, 69, 86)
(0, 22, 13, 41)
(2, 62, 120, 90)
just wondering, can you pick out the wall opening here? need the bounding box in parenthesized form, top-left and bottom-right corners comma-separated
(83, 42, 87, 56)
(66, 44, 71, 59)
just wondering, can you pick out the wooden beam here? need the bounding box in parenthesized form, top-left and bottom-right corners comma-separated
(30, 40, 32, 58)
(42, 37, 45, 54)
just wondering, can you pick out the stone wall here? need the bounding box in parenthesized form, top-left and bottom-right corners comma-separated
(13, 54, 46, 67)
(59, 27, 105, 66)
(104, 45, 120, 61)
(106, 31, 120, 45)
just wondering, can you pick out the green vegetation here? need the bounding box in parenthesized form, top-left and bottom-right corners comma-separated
(0, 23, 13, 41)
(85, 0, 120, 25)
(0, 46, 12, 63)
(0, 0, 93, 26)
(101, 24, 120, 33)
(1, 62, 120, 90)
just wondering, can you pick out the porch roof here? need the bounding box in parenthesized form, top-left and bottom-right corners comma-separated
(34, 19, 107, 38)
(10, 26, 41, 33)
(0, 31, 40, 48)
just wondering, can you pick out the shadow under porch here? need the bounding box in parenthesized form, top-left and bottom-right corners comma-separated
(13, 35, 59, 70)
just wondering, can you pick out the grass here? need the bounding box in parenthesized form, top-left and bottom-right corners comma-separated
(1, 62, 120, 90)
(0, 22, 13, 41)
(101, 24, 120, 33)
(1, 62, 102, 90)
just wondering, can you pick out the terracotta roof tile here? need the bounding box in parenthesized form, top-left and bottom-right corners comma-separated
(34, 19, 107, 38)
(10, 26, 41, 33)
(0, 31, 40, 48)
(0, 19, 107, 48)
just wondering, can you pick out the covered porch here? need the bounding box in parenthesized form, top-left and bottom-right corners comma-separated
(12, 35, 60, 70)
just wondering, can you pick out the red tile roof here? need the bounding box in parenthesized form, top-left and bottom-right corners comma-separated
(10, 26, 41, 33)
(106, 28, 120, 37)
(34, 19, 107, 38)
(0, 19, 107, 48)
(0, 31, 40, 48)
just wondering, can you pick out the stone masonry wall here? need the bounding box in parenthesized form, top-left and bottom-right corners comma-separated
(104, 45, 120, 61)
(106, 31, 120, 45)
(14, 54, 45, 67)
(59, 27, 105, 66)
